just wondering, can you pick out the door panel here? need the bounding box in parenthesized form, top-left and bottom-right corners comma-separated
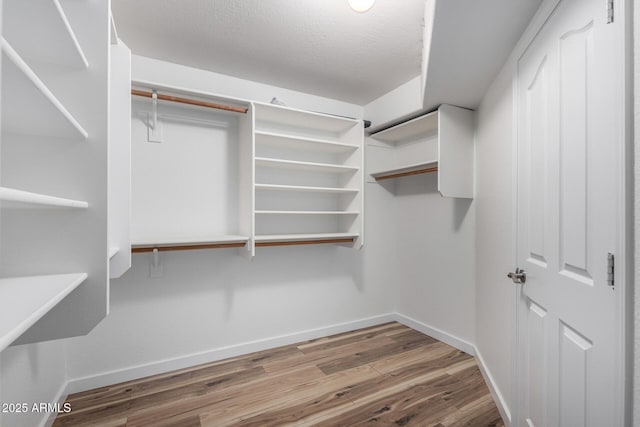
(515, 0, 622, 425)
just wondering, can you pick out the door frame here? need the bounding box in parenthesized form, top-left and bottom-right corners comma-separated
(509, 0, 632, 425)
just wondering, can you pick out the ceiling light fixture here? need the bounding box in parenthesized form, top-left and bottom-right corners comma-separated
(348, 0, 376, 12)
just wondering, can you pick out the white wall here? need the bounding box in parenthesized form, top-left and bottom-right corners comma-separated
(0, 341, 67, 427)
(64, 56, 397, 389)
(474, 59, 516, 420)
(393, 174, 476, 347)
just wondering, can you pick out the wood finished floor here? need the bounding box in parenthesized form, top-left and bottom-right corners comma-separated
(54, 322, 504, 427)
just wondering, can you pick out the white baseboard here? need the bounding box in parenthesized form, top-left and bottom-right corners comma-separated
(392, 313, 476, 355)
(474, 347, 512, 426)
(39, 379, 69, 427)
(63, 311, 510, 427)
(66, 313, 396, 394)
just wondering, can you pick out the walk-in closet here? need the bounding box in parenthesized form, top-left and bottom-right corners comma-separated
(0, 0, 634, 426)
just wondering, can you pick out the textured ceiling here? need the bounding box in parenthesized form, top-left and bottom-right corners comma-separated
(111, 0, 426, 105)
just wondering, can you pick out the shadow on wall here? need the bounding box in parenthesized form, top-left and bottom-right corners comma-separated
(113, 245, 364, 320)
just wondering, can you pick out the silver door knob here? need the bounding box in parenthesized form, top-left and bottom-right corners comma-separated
(507, 268, 526, 284)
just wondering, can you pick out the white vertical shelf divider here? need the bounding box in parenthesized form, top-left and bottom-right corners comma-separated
(238, 102, 256, 258)
(1, 0, 110, 348)
(108, 37, 132, 278)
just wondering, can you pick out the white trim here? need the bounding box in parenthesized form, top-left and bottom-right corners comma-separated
(475, 346, 512, 427)
(65, 313, 395, 394)
(392, 313, 475, 355)
(39, 379, 69, 427)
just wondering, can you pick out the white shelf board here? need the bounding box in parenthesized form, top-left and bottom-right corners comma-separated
(255, 233, 359, 243)
(3, 0, 88, 68)
(254, 102, 358, 135)
(0, 187, 88, 209)
(255, 157, 359, 174)
(370, 160, 439, 180)
(1, 38, 88, 139)
(255, 130, 358, 153)
(255, 210, 359, 216)
(108, 247, 119, 259)
(132, 235, 249, 248)
(0, 273, 88, 351)
(255, 184, 359, 194)
(371, 111, 438, 144)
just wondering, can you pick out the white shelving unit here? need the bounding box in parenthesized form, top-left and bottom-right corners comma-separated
(129, 83, 253, 255)
(1, 0, 111, 347)
(127, 89, 364, 255)
(367, 104, 474, 198)
(253, 102, 364, 248)
(0, 274, 87, 352)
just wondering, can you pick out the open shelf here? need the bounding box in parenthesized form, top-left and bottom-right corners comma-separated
(255, 233, 359, 247)
(255, 184, 359, 194)
(131, 235, 249, 252)
(254, 102, 358, 135)
(255, 157, 358, 174)
(372, 111, 438, 144)
(1, 38, 88, 139)
(0, 273, 88, 352)
(370, 160, 439, 181)
(0, 187, 89, 208)
(256, 210, 359, 216)
(255, 130, 358, 153)
(3, 0, 88, 68)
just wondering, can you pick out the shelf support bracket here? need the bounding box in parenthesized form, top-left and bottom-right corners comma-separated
(147, 90, 163, 143)
(149, 248, 164, 278)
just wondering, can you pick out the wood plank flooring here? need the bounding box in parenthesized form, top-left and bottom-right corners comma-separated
(54, 322, 504, 427)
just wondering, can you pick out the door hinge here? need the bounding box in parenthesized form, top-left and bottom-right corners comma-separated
(606, 0, 614, 24)
(607, 253, 615, 288)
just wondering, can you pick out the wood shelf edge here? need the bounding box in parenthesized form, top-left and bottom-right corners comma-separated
(373, 166, 439, 181)
(255, 238, 355, 247)
(132, 242, 247, 253)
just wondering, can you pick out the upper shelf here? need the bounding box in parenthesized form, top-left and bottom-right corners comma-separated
(0, 273, 88, 352)
(254, 102, 359, 135)
(255, 157, 358, 174)
(371, 111, 438, 144)
(3, 0, 88, 68)
(0, 187, 89, 209)
(1, 38, 88, 139)
(255, 130, 358, 153)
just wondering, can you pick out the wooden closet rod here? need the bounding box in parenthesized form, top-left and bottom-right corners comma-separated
(131, 238, 355, 252)
(132, 242, 246, 253)
(131, 89, 248, 114)
(256, 238, 355, 247)
(374, 166, 439, 181)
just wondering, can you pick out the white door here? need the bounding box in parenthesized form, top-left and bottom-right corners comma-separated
(515, 0, 624, 426)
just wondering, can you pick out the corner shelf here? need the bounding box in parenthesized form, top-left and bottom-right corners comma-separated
(131, 235, 249, 253)
(367, 104, 474, 198)
(1, 38, 88, 139)
(0, 273, 88, 352)
(3, 0, 88, 68)
(0, 187, 88, 209)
